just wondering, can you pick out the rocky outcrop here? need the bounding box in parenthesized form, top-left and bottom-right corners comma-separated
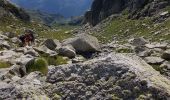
(0, 72, 49, 100)
(47, 53, 170, 99)
(84, 0, 170, 26)
(0, 0, 30, 21)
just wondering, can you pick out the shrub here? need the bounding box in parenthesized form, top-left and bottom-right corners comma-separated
(26, 58, 48, 75)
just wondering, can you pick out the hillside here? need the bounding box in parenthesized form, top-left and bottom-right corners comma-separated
(84, 0, 170, 26)
(81, 0, 170, 43)
(1, 0, 170, 99)
(0, 0, 30, 21)
(0, 0, 73, 40)
(26, 10, 65, 25)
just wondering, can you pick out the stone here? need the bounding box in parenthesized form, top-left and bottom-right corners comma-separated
(24, 49, 39, 57)
(130, 37, 148, 47)
(72, 55, 86, 63)
(134, 46, 152, 57)
(9, 64, 26, 77)
(0, 50, 21, 64)
(11, 37, 19, 44)
(145, 43, 168, 50)
(43, 39, 57, 50)
(161, 49, 170, 60)
(47, 53, 170, 99)
(0, 78, 49, 99)
(15, 55, 35, 66)
(34, 45, 57, 56)
(25, 71, 42, 80)
(59, 45, 76, 58)
(0, 34, 8, 40)
(54, 39, 61, 50)
(144, 57, 165, 65)
(63, 34, 100, 53)
(11, 76, 21, 82)
(0, 82, 18, 99)
(4, 32, 16, 38)
(0, 40, 11, 49)
(160, 61, 170, 70)
(160, 11, 169, 16)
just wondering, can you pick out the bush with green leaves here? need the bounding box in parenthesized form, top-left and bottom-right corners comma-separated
(26, 58, 48, 75)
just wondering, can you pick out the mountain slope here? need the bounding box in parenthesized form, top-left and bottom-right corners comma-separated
(0, 0, 30, 21)
(84, 0, 170, 26)
(26, 10, 65, 25)
(10, 0, 92, 17)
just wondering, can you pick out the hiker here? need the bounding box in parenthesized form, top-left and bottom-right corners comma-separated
(18, 29, 35, 47)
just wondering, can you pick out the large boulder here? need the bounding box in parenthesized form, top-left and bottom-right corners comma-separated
(43, 39, 60, 50)
(58, 45, 76, 58)
(63, 34, 100, 53)
(47, 53, 170, 99)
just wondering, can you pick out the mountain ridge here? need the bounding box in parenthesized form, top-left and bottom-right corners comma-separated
(10, 0, 92, 17)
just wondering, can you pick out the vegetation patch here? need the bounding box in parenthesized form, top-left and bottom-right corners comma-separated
(56, 56, 68, 65)
(0, 61, 11, 68)
(0, 16, 75, 41)
(26, 58, 48, 75)
(92, 15, 170, 43)
(116, 48, 133, 53)
(151, 64, 163, 74)
(40, 53, 68, 66)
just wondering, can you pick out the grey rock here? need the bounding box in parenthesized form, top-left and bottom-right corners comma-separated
(0, 40, 11, 49)
(9, 64, 26, 77)
(24, 49, 39, 57)
(15, 55, 34, 66)
(47, 53, 170, 99)
(43, 39, 58, 50)
(11, 37, 19, 44)
(162, 49, 170, 60)
(72, 55, 86, 63)
(0, 76, 49, 99)
(4, 32, 16, 38)
(0, 34, 8, 40)
(34, 45, 57, 56)
(59, 45, 76, 58)
(130, 37, 148, 46)
(144, 56, 165, 65)
(63, 34, 100, 53)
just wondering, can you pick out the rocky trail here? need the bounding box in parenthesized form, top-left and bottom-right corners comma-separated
(0, 29, 170, 99)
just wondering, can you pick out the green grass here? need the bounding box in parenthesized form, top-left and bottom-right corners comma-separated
(0, 61, 11, 68)
(26, 58, 48, 75)
(116, 48, 133, 53)
(39, 53, 68, 66)
(92, 15, 170, 43)
(56, 56, 68, 65)
(0, 16, 75, 41)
